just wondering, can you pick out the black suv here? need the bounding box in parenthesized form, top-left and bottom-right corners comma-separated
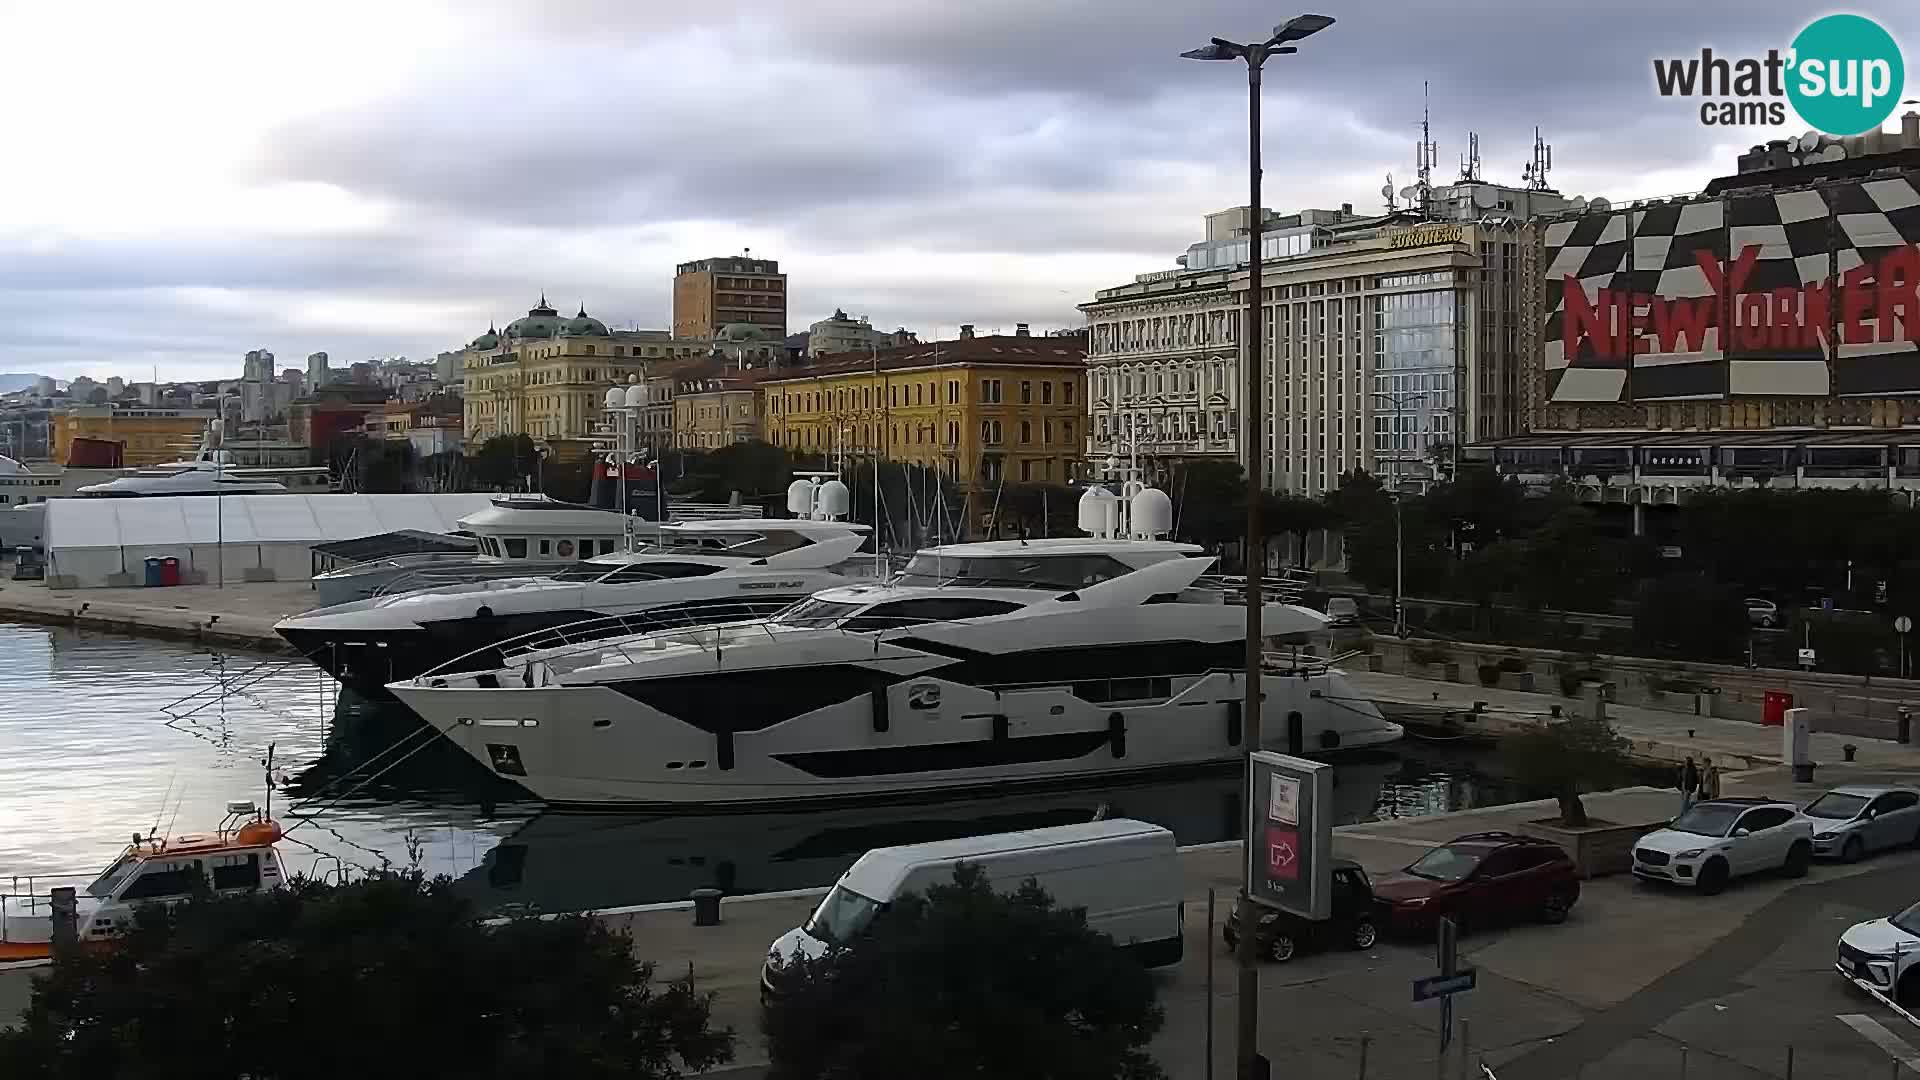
(1223, 858, 1378, 963)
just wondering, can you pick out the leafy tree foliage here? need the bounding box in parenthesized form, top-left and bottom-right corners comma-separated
(681, 440, 793, 502)
(842, 460, 961, 552)
(764, 864, 1165, 1080)
(1169, 458, 1246, 552)
(1632, 572, 1749, 661)
(1500, 714, 1633, 827)
(993, 483, 1079, 539)
(470, 433, 539, 491)
(0, 873, 732, 1080)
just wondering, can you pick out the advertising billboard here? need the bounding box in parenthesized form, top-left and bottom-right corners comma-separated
(1541, 169, 1920, 403)
(1247, 752, 1334, 919)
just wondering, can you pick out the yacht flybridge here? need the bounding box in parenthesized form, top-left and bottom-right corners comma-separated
(388, 483, 1402, 809)
(280, 516, 873, 697)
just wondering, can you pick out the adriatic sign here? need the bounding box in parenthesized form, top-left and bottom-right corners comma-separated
(1387, 224, 1465, 250)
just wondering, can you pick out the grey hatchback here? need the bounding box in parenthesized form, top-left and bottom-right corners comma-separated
(1800, 786, 1920, 862)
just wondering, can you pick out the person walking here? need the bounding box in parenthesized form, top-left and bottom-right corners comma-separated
(1700, 760, 1722, 801)
(1679, 756, 1701, 813)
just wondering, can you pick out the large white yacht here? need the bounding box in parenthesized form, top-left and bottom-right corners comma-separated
(389, 505, 1403, 808)
(282, 517, 871, 698)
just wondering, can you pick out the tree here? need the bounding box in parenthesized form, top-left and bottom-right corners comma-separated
(764, 864, 1165, 1080)
(471, 434, 539, 491)
(1170, 458, 1245, 553)
(682, 440, 791, 503)
(0, 873, 732, 1080)
(1500, 714, 1632, 827)
(1632, 572, 1749, 661)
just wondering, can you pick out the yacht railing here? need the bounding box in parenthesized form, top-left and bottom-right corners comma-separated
(371, 561, 573, 597)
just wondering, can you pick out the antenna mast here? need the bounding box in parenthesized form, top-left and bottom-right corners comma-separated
(1523, 126, 1554, 192)
(1414, 81, 1437, 217)
(1459, 131, 1481, 183)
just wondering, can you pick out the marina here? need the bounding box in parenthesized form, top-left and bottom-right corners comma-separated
(0, 620, 1554, 914)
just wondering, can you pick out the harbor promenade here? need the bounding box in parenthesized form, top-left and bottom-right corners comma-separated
(0, 579, 310, 652)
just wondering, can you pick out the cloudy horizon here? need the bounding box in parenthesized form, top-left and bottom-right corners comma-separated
(2, 0, 1914, 381)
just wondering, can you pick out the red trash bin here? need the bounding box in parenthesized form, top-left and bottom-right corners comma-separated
(160, 557, 181, 586)
(1762, 689, 1793, 726)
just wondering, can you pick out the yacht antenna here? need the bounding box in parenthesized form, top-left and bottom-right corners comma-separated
(263, 742, 275, 821)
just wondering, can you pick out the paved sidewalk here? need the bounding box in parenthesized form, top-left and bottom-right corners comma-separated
(0, 579, 315, 652)
(1346, 668, 1920, 772)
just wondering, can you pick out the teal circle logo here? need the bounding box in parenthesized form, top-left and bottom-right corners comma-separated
(1786, 14, 1905, 136)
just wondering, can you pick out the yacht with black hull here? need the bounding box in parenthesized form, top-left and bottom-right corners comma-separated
(278, 518, 870, 698)
(389, 534, 1403, 809)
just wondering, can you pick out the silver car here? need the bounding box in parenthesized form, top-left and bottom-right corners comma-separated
(1801, 786, 1920, 861)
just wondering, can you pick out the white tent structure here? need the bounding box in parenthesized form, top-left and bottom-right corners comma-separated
(45, 493, 498, 588)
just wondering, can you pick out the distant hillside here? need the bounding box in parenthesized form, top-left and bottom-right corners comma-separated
(0, 373, 46, 393)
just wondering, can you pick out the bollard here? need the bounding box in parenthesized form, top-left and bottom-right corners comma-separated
(1901, 707, 1913, 745)
(1357, 1034, 1369, 1080)
(1786, 1044, 1794, 1080)
(49, 886, 77, 956)
(690, 888, 723, 927)
(1844, 744, 1859, 762)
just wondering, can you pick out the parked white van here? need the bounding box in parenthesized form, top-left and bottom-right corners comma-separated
(762, 818, 1184, 995)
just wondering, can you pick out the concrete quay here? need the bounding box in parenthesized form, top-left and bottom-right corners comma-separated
(0, 579, 314, 653)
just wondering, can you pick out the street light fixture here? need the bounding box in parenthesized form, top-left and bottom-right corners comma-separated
(1182, 15, 1333, 1080)
(1373, 389, 1430, 638)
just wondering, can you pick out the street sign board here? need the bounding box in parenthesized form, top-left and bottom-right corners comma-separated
(1798, 647, 1817, 665)
(1247, 751, 1333, 919)
(1412, 969, 1478, 1001)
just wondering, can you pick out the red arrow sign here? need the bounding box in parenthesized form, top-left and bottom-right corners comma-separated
(1266, 825, 1300, 881)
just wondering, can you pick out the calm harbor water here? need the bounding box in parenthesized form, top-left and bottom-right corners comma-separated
(0, 621, 1551, 913)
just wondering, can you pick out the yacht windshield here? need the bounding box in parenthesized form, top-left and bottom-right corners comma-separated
(86, 854, 140, 898)
(775, 599, 864, 628)
(550, 562, 614, 582)
(1804, 792, 1870, 820)
(1669, 804, 1742, 837)
(892, 553, 1142, 590)
(804, 884, 883, 946)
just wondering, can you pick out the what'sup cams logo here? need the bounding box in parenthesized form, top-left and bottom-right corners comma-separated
(1653, 13, 1905, 135)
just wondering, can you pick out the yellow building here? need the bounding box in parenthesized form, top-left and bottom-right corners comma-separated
(762, 329, 1086, 489)
(51, 406, 215, 467)
(462, 296, 712, 458)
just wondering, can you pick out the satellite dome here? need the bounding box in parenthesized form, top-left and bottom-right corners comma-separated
(818, 480, 851, 518)
(623, 384, 648, 408)
(1130, 487, 1173, 537)
(602, 387, 625, 410)
(787, 478, 816, 516)
(1077, 485, 1119, 536)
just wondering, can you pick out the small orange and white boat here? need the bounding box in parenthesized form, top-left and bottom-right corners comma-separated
(1, 801, 288, 962)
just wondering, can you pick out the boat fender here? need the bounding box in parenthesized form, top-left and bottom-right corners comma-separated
(870, 685, 889, 733)
(991, 714, 1009, 741)
(1108, 712, 1126, 758)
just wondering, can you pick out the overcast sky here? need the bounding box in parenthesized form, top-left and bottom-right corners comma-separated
(3, 0, 1915, 381)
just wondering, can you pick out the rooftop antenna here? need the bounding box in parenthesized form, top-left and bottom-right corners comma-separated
(1414, 81, 1437, 216)
(1459, 131, 1482, 183)
(1381, 173, 1398, 213)
(1522, 126, 1554, 192)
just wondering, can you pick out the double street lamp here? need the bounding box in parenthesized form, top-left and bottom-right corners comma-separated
(1372, 389, 1430, 639)
(1183, 14, 1334, 1080)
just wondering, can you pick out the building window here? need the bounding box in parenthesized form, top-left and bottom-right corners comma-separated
(1043, 419, 1053, 444)
(948, 380, 959, 404)
(1020, 381, 1033, 404)
(981, 379, 1002, 404)
(1041, 381, 1053, 405)
(1019, 420, 1032, 444)
(1064, 382, 1075, 406)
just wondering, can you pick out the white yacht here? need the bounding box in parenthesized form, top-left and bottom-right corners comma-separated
(389, 533, 1403, 809)
(282, 517, 872, 698)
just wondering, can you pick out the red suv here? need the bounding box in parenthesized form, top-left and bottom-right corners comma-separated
(1371, 831, 1580, 934)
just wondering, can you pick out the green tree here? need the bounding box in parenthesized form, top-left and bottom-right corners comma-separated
(1632, 572, 1749, 661)
(682, 440, 792, 502)
(470, 433, 539, 491)
(993, 483, 1078, 539)
(1500, 714, 1632, 827)
(1170, 459, 1245, 553)
(764, 864, 1165, 1080)
(0, 873, 732, 1080)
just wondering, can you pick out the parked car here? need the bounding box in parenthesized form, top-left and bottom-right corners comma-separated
(1838, 899, 1920, 1002)
(1632, 797, 1812, 894)
(1370, 832, 1580, 934)
(1223, 858, 1378, 963)
(1801, 786, 1920, 861)
(1745, 598, 1779, 628)
(1323, 596, 1360, 627)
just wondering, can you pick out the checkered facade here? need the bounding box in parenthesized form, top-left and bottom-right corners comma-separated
(1542, 170, 1920, 403)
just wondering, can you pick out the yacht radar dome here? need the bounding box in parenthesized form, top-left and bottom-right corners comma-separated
(623, 384, 648, 408)
(1129, 487, 1173, 538)
(817, 479, 850, 518)
(787, 478, 816, 515)
(603, 386, 624, 409)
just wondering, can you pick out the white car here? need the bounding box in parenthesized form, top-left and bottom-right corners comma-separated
(1745, 598, 1779, 628)
(1801, 786, 1920, 861)
(1631, 798, 1813, 894)
(1838, 900, 1920, 1002)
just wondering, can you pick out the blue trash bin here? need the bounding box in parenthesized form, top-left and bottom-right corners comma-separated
(144, 557, 164, 587)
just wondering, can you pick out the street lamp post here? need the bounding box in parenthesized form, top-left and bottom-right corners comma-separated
(1182, 15, 1334, 1080)
(1372, 390, 1429, 638)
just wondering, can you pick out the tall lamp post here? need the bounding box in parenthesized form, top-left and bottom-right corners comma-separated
(1182, 14, 1334, 1080)
(1372, 389, 1429, 638)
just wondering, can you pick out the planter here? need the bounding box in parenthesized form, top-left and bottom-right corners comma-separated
(1499, 671, 1536, 693)
(1442, 662, 1461, 683)
(1366, 654, 1384, 673)
(1518, 816, 1668, 878)
(242, 567, 277, 583)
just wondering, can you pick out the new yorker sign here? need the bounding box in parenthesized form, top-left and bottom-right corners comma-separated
(1386, 224, 1465, 250)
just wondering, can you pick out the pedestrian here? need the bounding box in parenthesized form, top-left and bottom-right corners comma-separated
(1700, 760, 1721, 801)
(1679, 756, 1701, 813)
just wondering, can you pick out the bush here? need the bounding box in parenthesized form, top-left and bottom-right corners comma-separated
(1476, 663, 1502, 687)
(0, 872, 732, 1080)
(1409, 644, 1452, 667)
(764, 864, 1165, 1080)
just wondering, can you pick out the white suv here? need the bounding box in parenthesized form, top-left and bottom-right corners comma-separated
(1632, 797, 1814, 894)
(1839, 900, 1920, 1002)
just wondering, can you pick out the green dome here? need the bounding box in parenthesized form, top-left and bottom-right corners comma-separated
(469, 322, 500, 350)
(561, 304, 610, 337)
(505, 295, 562, 340)
(716, 322, 767, 343)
